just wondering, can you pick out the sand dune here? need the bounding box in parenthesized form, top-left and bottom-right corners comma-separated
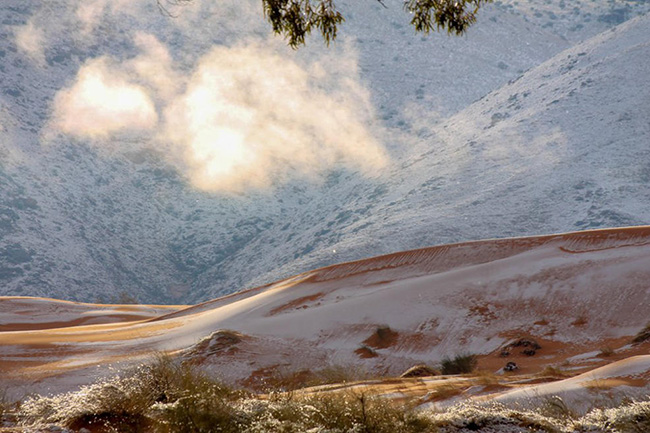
(1, 226, 649, 402)
(488, 355, 650, 413)
(0, 297, 183, 332)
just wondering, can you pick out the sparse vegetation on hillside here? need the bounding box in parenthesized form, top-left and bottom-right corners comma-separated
(440, 353, 478, 375)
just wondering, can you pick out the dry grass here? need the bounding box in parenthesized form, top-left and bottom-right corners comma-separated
(253, 364, 372, 392)
(536, 366, 572, 379)
(18, 357, 433, 433)
(0, 389, 18, 427)
(423, 383, 464, 402)
(13, 357, 650, 433)
(473, 370, 500, 386)
(583, 378, 617, 392)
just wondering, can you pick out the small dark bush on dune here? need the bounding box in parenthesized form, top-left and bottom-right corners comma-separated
(632, 322, 650, 344)
(440, 353, 478, 375)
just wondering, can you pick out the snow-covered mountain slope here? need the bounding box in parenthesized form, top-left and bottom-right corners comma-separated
(2, 226, 650, 395)
(246, 12, 650, 289)
(0, 1, 649, 303)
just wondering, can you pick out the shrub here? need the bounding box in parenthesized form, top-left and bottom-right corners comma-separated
(17, 362, 650, 433)
(598, 346, 614, 357)
(440, 353, 478, 375)
(362, 325, 399, 349)
(355, 345, 379, 358)
(423, 383, 463, 402)
(579, 400, 650, 432)
(539, 396, 576, 421)
(536, 365, 571, 379)
(428, 402, 565, 432)
(143, 357, 244, 433)
(21, 355, 242, 432)
(299, 391, 434, 433)
(312, 364, 372, 385)
(19, 356, 436, 433)
(0, 390, 19, 430)
(632, 322, 650, 344)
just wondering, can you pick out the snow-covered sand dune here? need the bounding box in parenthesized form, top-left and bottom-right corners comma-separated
(490, 355, 650, 413)
(1, 226, 649, 401)
(0, 297, 183, 332)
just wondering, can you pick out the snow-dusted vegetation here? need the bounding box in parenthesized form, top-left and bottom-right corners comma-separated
(7, 357, 649, 432)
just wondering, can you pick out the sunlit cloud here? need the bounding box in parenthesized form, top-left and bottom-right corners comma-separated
(128, 32, 182, 102)
(51, 58, 158, 138)
(75, 0, 141, 34)
(163, 44, 387, 192)
(14, 20, 46, 64)
(49, 32, 388, 192)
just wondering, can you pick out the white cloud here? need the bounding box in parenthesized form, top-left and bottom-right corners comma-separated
(128, 32, 182, 102)
(48, 31, 388, 192)
(51, 58, 158, 138)
(14, 20, 46, 64)
(162, 44, 387, 192)
(75, 0, 140, 34)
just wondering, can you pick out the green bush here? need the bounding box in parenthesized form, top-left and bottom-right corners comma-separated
(440, 353, 478, 375)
